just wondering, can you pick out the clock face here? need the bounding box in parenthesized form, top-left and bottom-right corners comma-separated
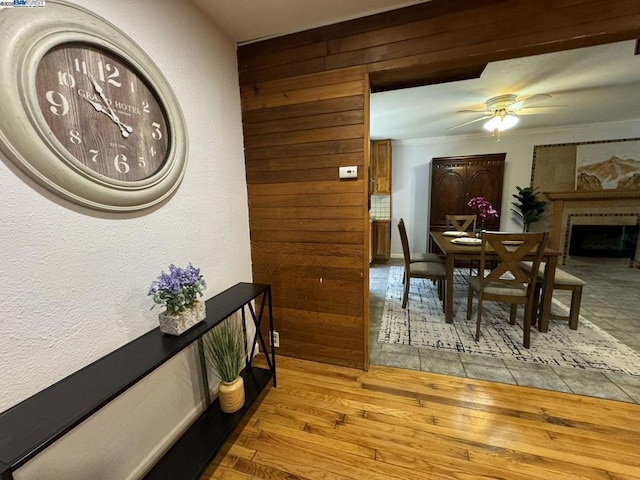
(35, 43, 170, 182)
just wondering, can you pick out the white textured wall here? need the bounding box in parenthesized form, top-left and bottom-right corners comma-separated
(391, 121, 640, 256)
(1, 0, 250, 476)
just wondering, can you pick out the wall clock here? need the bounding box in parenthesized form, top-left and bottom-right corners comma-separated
(0, 1, 188, 211)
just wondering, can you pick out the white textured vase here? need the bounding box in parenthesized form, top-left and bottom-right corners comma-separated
(158, 301, 206, 336)
(219, 376, 245, 413)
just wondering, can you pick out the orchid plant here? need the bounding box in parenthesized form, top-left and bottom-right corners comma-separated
(148, 263, 206, 313)
(468, 196, 498, 229)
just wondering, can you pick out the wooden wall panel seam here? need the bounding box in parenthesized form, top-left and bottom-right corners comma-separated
(249, 233, 364, 246)
(246, 153, 364, 174)
(242, 80, 364, 111)
(272, 306, 363, 324)
(249, 218, 364, 231)
(252, 266, 365, 282)
(244, 138, 364, 162)
(246, 169, 356, 184)
(242, 96, 365, 124)
(247, 180, 364, 196)
(274, 339, 364, 358)
(244, 125, 364, 149)
(249, 207, 364, 220)
(257, 277, 365, 290)
(269, 332, 363, 349)
(248, 195, 362, 207)
(243, 111, 365, 137)
(250, 241, 364, 254)
(240, 67, 366, 100)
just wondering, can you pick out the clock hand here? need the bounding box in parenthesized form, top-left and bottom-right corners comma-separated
(84, 97, 130, 138)
(86, 73, 133, 135)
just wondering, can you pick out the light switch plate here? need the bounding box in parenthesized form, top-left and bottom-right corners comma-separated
(339, 166, 358, 178)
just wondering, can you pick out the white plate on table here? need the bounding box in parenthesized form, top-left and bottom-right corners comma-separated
(451, 237, 482, 245)
(443, 231, 468, 237)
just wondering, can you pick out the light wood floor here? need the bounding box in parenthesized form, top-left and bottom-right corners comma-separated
(203, 355, 640, 480)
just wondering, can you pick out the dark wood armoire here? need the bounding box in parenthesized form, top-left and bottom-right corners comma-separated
(429, 153, 505, 247)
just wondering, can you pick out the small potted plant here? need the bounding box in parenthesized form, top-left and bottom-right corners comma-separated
(203, 318, 246, 413)
(468, 196, 498, 232)
(511, 186, 547, 232)
(148, 263, 207, 336)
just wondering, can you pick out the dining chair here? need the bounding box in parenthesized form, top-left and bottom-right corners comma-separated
(446, 214, 477, 233)
(466, 231, 548, 348)
(446, 214, 479, 273)
(520, 261, 586, 330)
(398, 219, 446, 309)
(398, 219, 443, 264)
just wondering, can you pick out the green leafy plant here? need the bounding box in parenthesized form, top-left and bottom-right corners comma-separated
(511, 186, 547, 232)
(203, 319, 245, 383)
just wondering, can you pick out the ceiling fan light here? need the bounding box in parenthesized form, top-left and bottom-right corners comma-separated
(483, 116, 500, 132)
(483, 113, 518, 132)
(501, 113, 519, 130)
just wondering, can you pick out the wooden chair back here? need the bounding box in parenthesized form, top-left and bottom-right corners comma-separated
(468, 231, 548, 347)
(398, 218, 446, 309)
(479, 232, 547, 298)
(446, 214, 477, 232)
(398, 218, 412, 269)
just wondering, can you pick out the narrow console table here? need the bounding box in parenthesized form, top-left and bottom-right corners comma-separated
(0, 282, 276, 480)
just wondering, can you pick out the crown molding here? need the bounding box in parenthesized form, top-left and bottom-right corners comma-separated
(545, 190, 640, 201)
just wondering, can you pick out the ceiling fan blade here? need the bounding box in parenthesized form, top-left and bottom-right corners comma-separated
(516, 106, 568, 115)
(447, 115, 492, 129)
(456, 108, 489, 114)
(512, 93, 552, 110)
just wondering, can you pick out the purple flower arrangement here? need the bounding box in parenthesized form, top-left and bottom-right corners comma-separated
(468, 196, 498, 220)
(148, 263, 206, 313)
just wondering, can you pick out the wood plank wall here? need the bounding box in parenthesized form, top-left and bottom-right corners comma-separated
(238, 0, 640, 370)
(242, 69, 370, 368)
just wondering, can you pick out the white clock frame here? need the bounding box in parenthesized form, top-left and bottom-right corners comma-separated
(0, 0, 188, 211)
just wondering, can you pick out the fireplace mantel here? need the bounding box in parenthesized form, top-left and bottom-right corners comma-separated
(545, 190, 640, 201)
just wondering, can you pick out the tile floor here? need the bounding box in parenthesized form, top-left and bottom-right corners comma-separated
(369, 258, 640, 403)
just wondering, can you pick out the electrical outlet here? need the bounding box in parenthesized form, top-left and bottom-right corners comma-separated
(272, 331, 280, 348)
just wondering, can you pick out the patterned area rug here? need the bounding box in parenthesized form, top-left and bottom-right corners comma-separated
(378, 266, 640, 376)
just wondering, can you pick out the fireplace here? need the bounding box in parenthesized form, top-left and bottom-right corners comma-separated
(542, 190, 640, 265)
(569, 225, 640, 258)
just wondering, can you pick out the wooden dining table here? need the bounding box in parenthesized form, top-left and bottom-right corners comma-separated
(430, 231, 560, 332)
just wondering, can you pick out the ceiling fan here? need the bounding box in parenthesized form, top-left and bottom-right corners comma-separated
(448, 93, 565, 132)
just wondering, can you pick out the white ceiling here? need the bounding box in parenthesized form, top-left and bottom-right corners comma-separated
(192, 0, 427, 44)
(370, 40, 640, 140)
(192, 1, 640, 141)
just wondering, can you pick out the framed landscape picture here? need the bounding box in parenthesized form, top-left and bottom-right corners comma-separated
(576, 140, 640, 190)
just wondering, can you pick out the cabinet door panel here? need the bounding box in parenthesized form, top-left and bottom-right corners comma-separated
(430, 167, 465, 227)
(371, 140, 391, 194)
(430, 154, 505, 233)
(372, 221, 390, 262)
(467, 162, 504, 229)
